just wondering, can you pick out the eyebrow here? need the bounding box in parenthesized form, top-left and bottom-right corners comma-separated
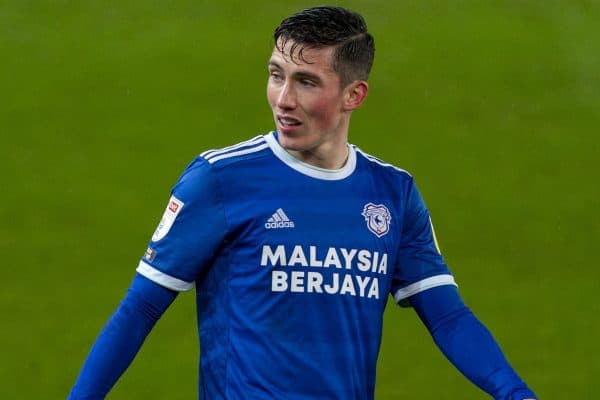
(268, 60, 281, 70)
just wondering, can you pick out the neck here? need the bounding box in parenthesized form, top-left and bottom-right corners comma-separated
(280, 119, 352, 169)
(287, 144, 349, 170)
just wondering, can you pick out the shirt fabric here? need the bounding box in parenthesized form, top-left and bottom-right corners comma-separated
(137, 132, 456, 399)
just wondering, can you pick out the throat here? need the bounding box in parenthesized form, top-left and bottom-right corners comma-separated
(288, 145, 349, 170)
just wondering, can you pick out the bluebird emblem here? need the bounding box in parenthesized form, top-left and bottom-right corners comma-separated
(362, 203, 391, 238)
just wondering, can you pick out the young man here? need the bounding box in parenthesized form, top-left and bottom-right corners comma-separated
(69, 6, 537, 399)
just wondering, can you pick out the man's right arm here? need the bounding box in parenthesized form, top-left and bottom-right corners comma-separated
(68, 273, 177, 399)
(69, 156, 228, 399)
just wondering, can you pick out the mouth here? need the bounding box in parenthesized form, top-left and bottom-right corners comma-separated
(277, 115, 302, 128)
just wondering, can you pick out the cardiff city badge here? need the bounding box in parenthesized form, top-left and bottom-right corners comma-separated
(152, 195, 184, 242)
(362, 203, 391, 238)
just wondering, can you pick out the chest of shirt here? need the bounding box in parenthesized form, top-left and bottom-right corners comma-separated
(214, 170, 402, 300)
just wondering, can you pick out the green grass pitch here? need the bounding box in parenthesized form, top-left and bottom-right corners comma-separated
(1, 1, 599, 398)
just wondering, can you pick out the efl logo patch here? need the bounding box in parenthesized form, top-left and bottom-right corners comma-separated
(362, 203, 391, 238)
(168, 201, 180, 213)
(152, 195, 184, 242)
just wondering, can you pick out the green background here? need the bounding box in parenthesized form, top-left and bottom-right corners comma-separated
(2, 1, 598, 398)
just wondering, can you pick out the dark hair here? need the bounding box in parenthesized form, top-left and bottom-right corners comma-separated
(274, 6, 375, 87)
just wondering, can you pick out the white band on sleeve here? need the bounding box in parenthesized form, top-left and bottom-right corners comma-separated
(393, 274, 457, 303)
(136, 260, 195, 292)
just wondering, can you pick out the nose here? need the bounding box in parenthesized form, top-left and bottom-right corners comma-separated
(277, 81, 296, 110)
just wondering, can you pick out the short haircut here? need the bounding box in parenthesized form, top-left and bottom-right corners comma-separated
(274, 6, 375, 87)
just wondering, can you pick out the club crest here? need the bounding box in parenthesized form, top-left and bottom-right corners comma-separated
(362, 203, 391, 238)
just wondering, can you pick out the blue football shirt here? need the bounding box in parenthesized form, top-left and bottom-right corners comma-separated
(137, 132, 456, 399)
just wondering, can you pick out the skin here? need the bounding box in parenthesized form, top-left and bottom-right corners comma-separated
(267, 39, 369, 169)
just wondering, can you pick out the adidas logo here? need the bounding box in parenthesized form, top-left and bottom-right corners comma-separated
(265, 208, 295, 229)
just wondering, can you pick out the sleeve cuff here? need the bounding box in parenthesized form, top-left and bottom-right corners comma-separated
(393, 274, 457, 304)
(136, 260, 195, 292)
(510, 388, 538, 400)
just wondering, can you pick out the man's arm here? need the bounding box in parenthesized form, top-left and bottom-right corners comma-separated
(409, 285, 537, 400)
(68, 274, 177, 399)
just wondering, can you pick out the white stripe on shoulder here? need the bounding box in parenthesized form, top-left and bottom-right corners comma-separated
(136, 260, 194, 292)
(201, 135, 265, 159)
(354, 146, 412, 176)
(206, 143, 269, 164)
(393, 274, 457, 303)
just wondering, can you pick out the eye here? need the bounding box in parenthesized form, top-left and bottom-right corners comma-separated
(300, 79, 316, 87)
(269, 71, 283, 81)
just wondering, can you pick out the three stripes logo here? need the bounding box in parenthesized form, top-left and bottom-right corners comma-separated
(265, 208, 295, 229)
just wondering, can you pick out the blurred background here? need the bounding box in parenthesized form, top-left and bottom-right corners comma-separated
(1, 0, 598, 398)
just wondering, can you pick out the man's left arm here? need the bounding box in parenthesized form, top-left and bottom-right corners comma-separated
(409, 285, 537, 400)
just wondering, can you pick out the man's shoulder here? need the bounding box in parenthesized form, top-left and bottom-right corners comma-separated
(172, 134, 271, 194)
(197, 134, 271, 168)
(352, 145, 413, 182)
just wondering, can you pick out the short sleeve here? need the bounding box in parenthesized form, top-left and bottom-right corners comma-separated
(391, 179, 457, 306)
(136, 157, 228, 292)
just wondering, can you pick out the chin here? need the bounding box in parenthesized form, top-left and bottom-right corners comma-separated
(277, 132, 309, 151)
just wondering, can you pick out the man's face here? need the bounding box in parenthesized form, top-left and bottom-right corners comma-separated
(267, 40, 349, 155)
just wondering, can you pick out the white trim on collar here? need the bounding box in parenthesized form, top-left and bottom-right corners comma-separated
(264, 132, 356, 180)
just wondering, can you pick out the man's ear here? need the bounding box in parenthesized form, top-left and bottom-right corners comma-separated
(343, 80, 369, 111)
